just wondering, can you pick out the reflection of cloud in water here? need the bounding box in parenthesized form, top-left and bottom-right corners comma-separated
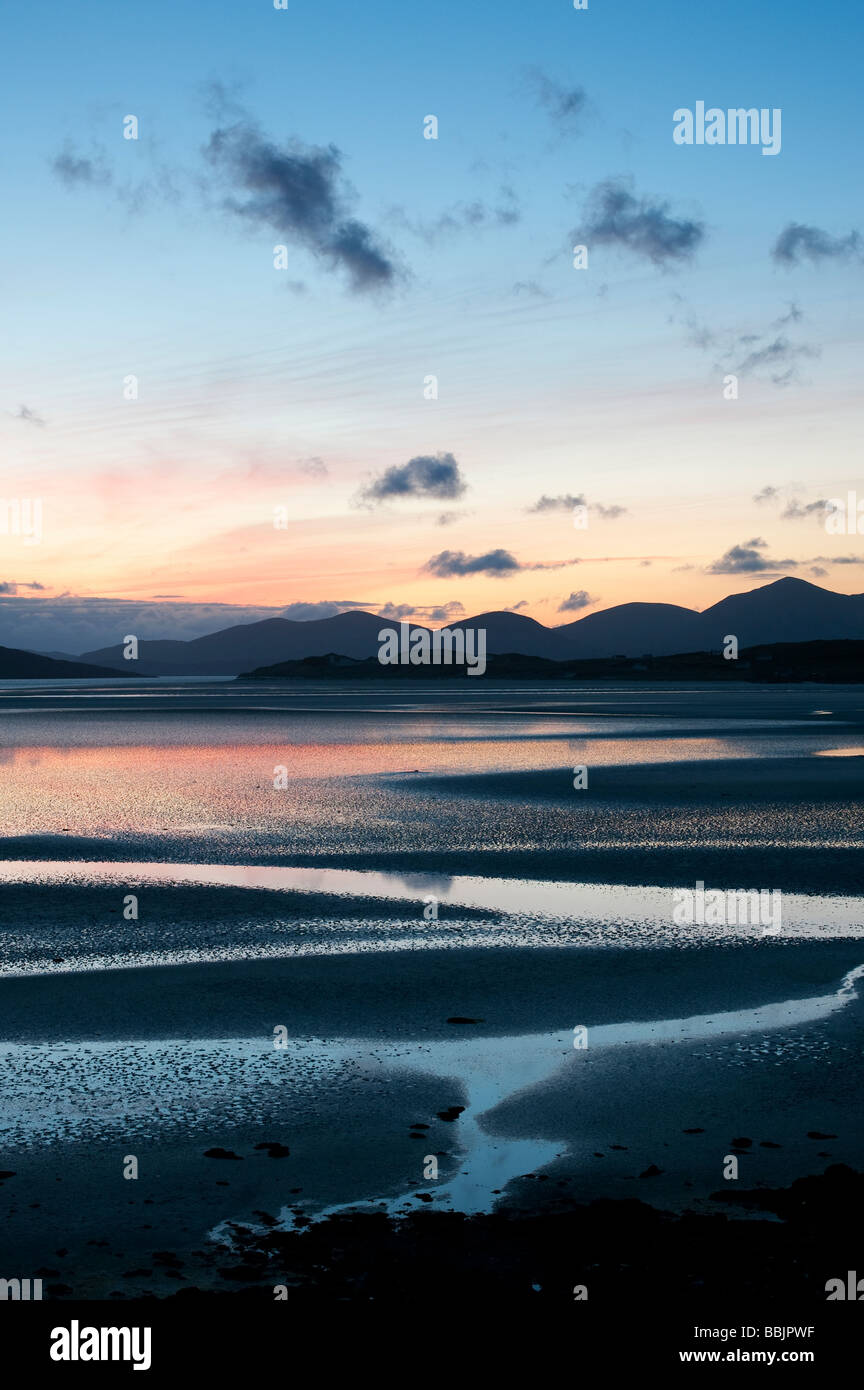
(395, 872, 453, 894)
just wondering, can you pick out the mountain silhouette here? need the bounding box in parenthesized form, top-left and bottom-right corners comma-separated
(557, 601, 703, 658)
(0, 645, 136, 679)
(697, 576, 864, 647)
(72, 578, 864, 675)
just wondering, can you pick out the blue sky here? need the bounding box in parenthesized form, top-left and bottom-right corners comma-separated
(0, 0, 862, 650)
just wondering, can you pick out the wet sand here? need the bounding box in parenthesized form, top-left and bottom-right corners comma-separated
(0, 682, 861, 1300)
(1, 940, 863, 1297)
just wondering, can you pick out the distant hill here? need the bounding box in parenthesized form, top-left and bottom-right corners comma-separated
(71, 578, 864, 675)
(0, 645, 136, 679)
(79, 611, 388, 676)
(697, 576, 864, 648)
(239, 640, 864, 683)
(557, 601, 703, 658)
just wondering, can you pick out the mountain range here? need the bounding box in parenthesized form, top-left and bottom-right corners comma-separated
(5, 578, 862, 678)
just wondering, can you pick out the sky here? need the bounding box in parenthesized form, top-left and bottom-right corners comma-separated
(0, 0, 862, 651)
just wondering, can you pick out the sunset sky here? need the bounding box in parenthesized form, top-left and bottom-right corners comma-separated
(1, 0, 861, 651)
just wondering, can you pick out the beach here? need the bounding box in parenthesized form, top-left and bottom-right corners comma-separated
(0, 678, 862, 1300)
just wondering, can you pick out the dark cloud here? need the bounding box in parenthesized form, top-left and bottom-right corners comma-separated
(753, 485, 778, 503)
(424, 549, 579, 577)
(359, 453, 467, 505)
(574, 179, 705, 267)
(376, 600, 465, 622)
(424, 549, 522, 578)
(558, 589, 595, 612)
(508, 600, 530, 611)
(204, 121, 398, 293)
(375, 603, 415, 621)
(426, 602, 465, 621)
(706, 538, 797, 575)
(772, 223, 862, 267)
(0, 596, 291, 652)
(279, 600, 369, 620)
(0, 581, 45, 595)
(811, 554, 864, 566)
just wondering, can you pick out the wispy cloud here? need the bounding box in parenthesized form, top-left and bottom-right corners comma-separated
(51, 148, 112, 188)
(781, 498, 830, 520)
(670, 296, 820, 387)
(528, 69, 589, 133)
(389, 188, 520, 243)
(12, 404, 46, 427)
(706, 538, 797, 575)
(527, 494, 626, 519)
(734, 336, 819, 385)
